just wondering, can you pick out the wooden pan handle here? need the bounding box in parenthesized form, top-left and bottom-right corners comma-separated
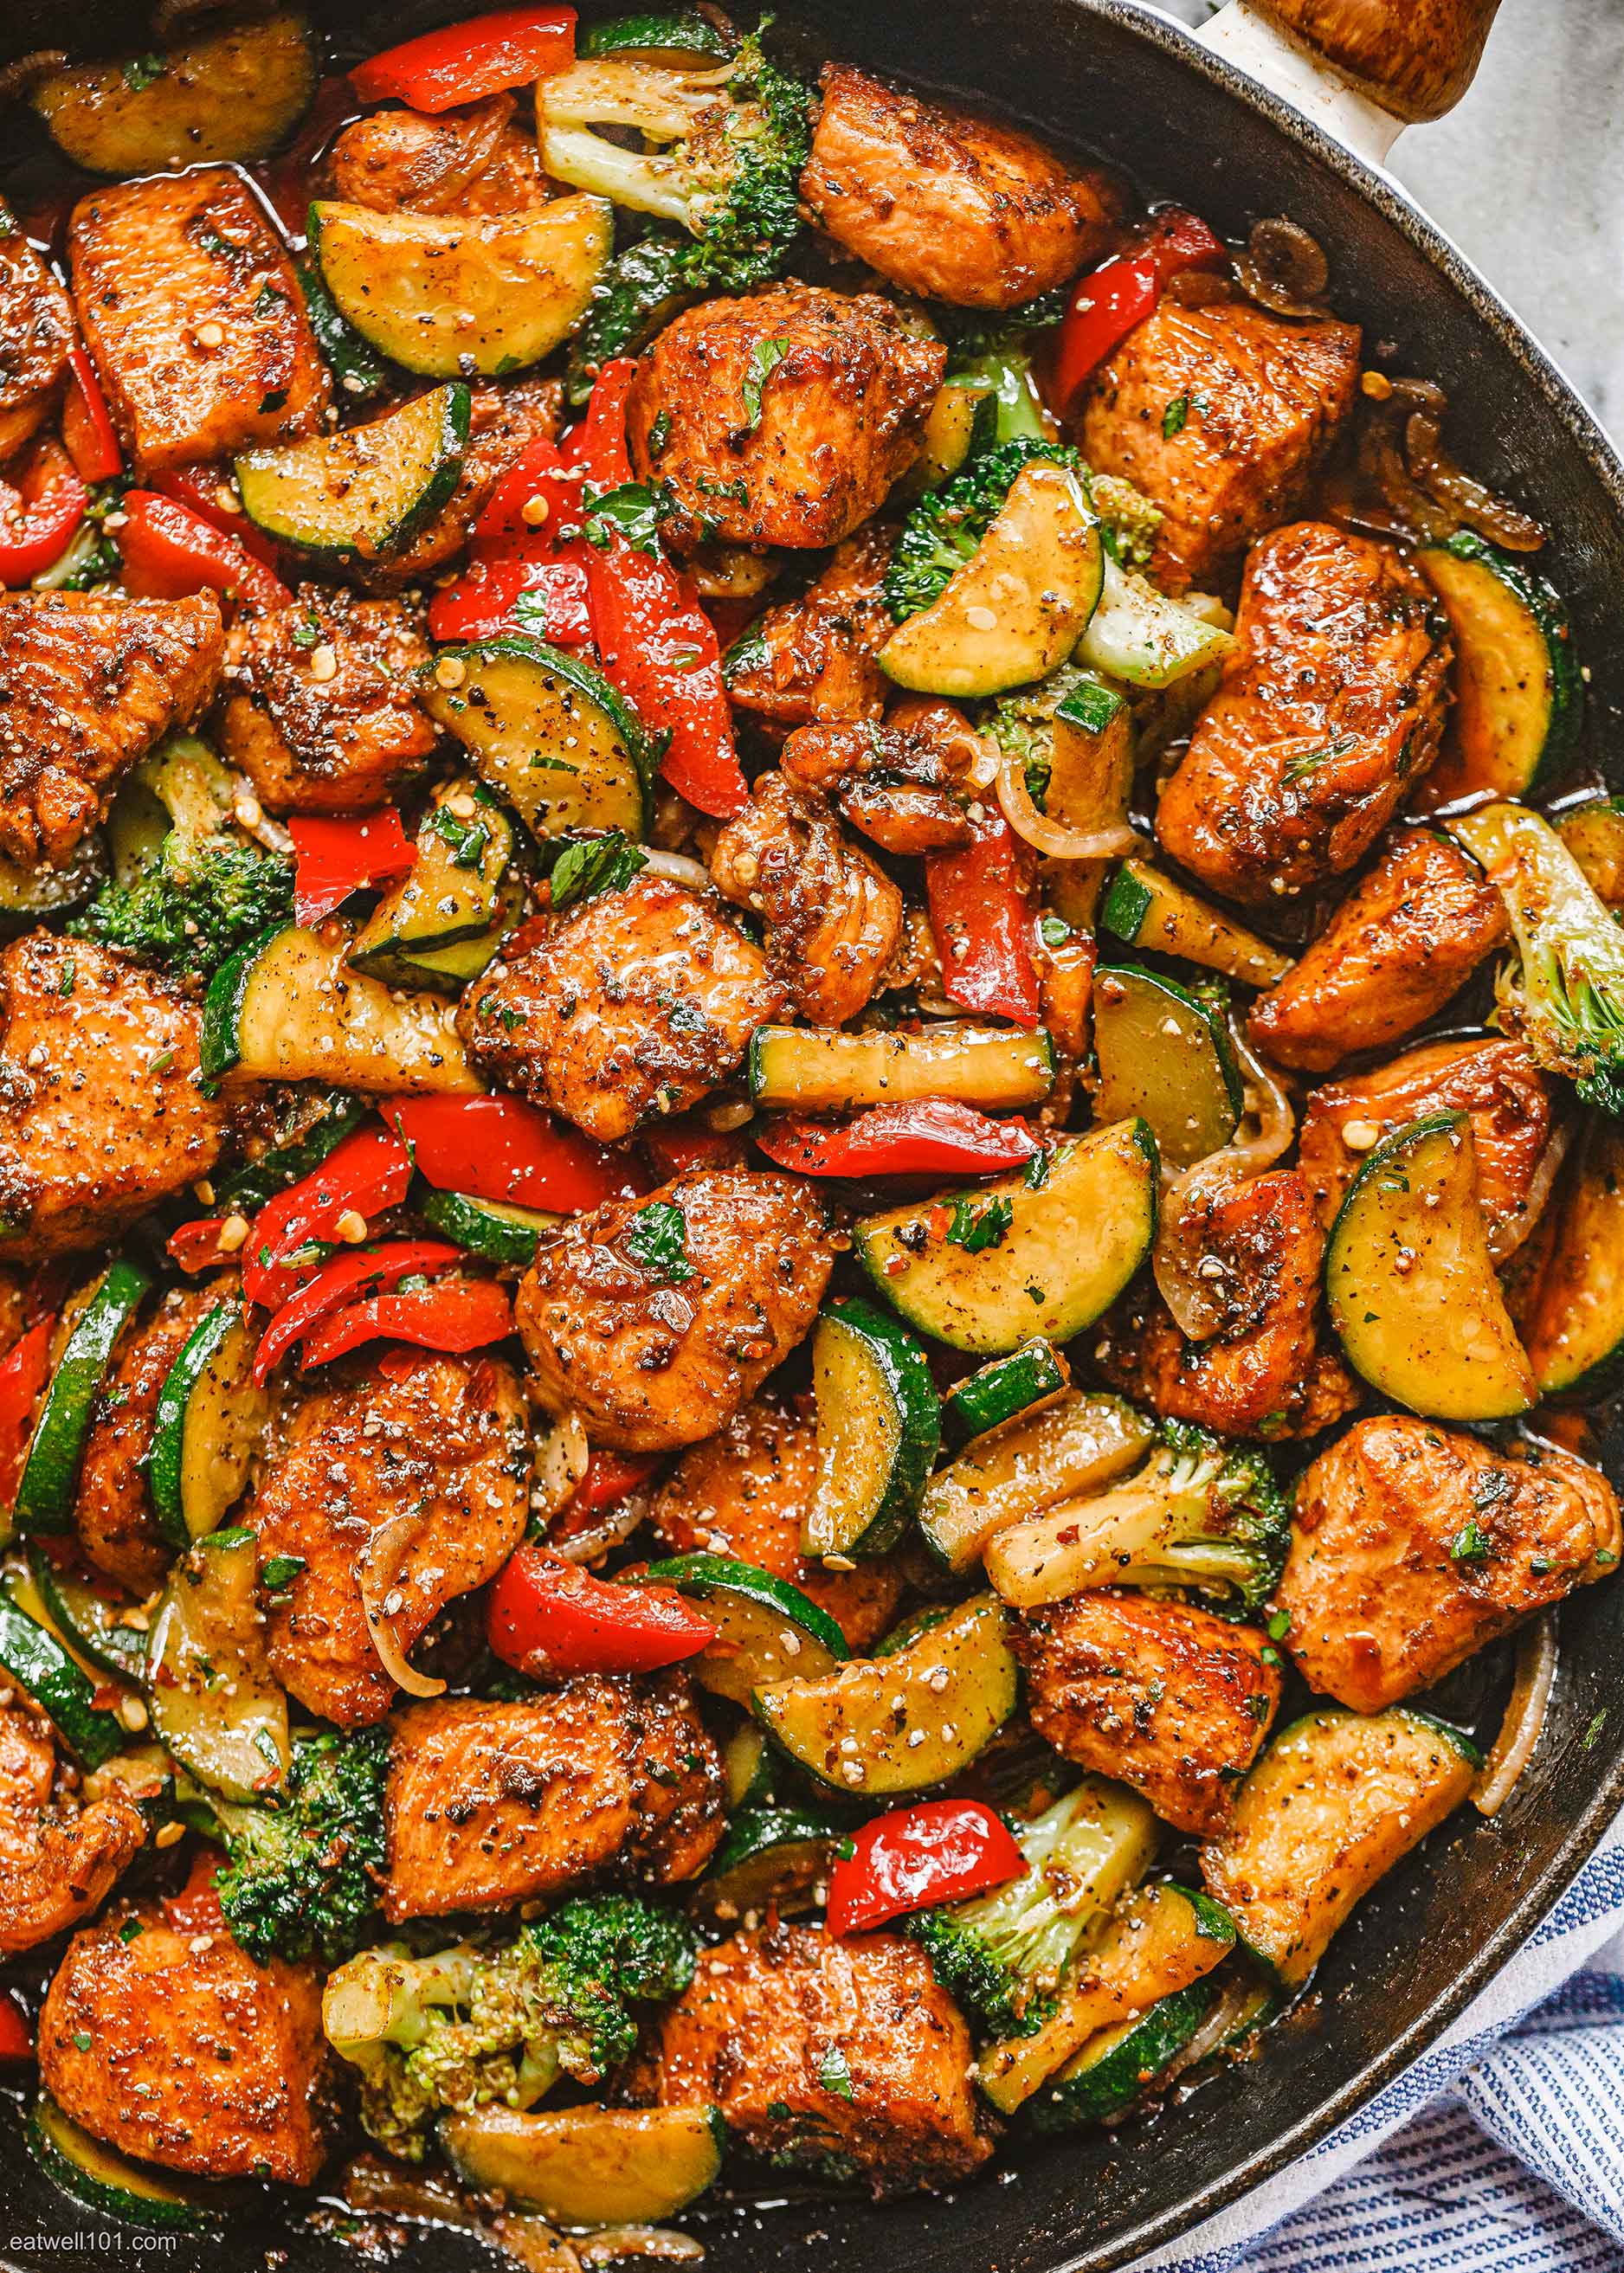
(1253, 0, 1504, 120)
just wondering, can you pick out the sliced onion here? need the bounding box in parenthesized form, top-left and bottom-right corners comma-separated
(356, 1511, 446, 1700)
(1159, 1974, 1260, 2087)
(492, 2214, 585, 2273)
(994, 736, 1136, 862)
(1474, 1613, 1558, 1818)
(1152, 1021, 1296, 1341)
(0, 48, 67, 100)
(576, 2231, 706, 2265)
(342, 2157, 485, 2230)
(641, 848, 712, 892)
(532, 1410, 591, 1523)
(1490, 1123, 1570, 1263)
(1234, 217, 1330, 319)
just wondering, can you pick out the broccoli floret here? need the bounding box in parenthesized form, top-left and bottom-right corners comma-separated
(1453, 802, 1624, 1117)
(322, 1895, 698, 2160)
(884, 437, 1080, 621)
(907, 1779, 1157, 2037)
(209, 1726, 389, 1968)
(931, 292, 1069, 452)
(1084, 470, 1164, 572)
(70, 827, 293, 982)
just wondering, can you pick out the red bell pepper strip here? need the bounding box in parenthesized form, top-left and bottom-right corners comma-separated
(826, 1800, 1027, 1937)
(288, 809, 416, 925)
(755, 1100, 1041, 1180)
(118, 490, 291, 611)
(386, 1094, 641, 1212)
(925, 811, 1041, 1028)
(253, 1239, 461, 1381)
(0, 437, 87, 584)
(487, 1542, 716, 1677)
(61, 344, 122, 484)
(350, 7, 576, 111)
(561, 357, 638, 486)
(0, 1317, 55, 1507)
(167, 1217, 234, 1274)
(147, 466, 280, 570)
(298, 1276, 513, 1369)
(427, 438, 592, 645)
(1048, 208, 1227, 417)
(243, 1124, 416, 1309)
(586, 541, 746, 820)
(161, 1846, 229, 1934)
(0, 1992, 31, 2064)
(571, 1450, 661, 1516)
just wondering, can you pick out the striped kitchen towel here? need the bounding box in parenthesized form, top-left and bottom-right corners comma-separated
(1143, 1817, 1624, 2269)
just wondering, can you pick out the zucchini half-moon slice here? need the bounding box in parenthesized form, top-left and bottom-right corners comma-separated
(1092, 963, 1242, 1169)
(236, 383, 470, 564)
(30, 10, 317, 176)
(1416, 531, 1582, 804)
(441, 2105, 724, 2224)
(805, 1297, 939, 1559)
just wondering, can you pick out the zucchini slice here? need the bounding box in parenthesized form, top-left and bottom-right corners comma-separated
(722, 1720, 774, 1811)
(144, 1529, 290, 1804)
(854, 1120, 1159, 1355)
(29, 10, 316, 174)
(919, 1390, 1155, 1575)
(367, 872, 525, 995)
(1522, 1118, 1624, 1399)
(578, 10, 737, 61)
(14, 1259, 151, 1537)
(1201, 1708, 1479, 1987)
(1324, 1110, 1536, 1420)
(441, 2105, 724, 2224)
(298, 257, 390, 404)
(202, 924, 481, 1095)
(1099, 859, 1292, 988)
(1079, 555, 1235, 690)
(0, 839, 104, 932)
(1556, 796, 1624, 909)
(749, 1023, 1055, 1114)
(805, 1298, 939, 1559)
(350, 781, 514, 982)
(27, 2095, 223, 2232)
(753, 1593, 1016, 1798)
(0, 1566, 126, 1767)
(640, 1554, 846, 1707)
(311, 196, 611, 380)
(418, 1188, 561, 1266)
(1417, 531, 1582, 803)
(979, 1882, 1236, 2115)
(147, 1303, 268, 1550)
(236, 384, 470, 564)
(940, 1338, 1070, 1451)
(880, 463, 1105, 699)
(1028, 1980, 1218, 2131)
(1092, 964, 1242, 1169)
(29, 1551, 148, 1684)
(696, 1806, 835, 1921)
(212, 1089, 369, 1216)
(423, 637, 654, 843)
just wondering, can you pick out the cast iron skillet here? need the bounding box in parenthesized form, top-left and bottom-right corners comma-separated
(2, 3, 1622, 2267)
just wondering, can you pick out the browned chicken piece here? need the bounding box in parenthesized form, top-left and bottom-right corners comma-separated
(1156, 522, 1453, 906)
(518, 1168, 833, 1452)
(628, 287, 944, 551)
(1093, 1169, 1359, 1441)
(0, 589, 223, 868)
(633, 1919, 992, 2188)
(0, 231, 74, 462)
(39, 1904, 329, 2184)
(1298, 1038, 1561, 1262)
(1249, 828, 1508, 1072)
(0, 933, 226, 1264)
(802, 63, 1122, 310)
(1079, 299, 1361, 592)
(218, 587, 435, 815)
(76, 1285, 220, 1594)
(327, 93, 548, 216)
(648, 1397, 904, 1648)
(249, 1353, 529, 1729)
(68, 169, 327, 475)
(711, 773, 903, 1027)
(371, 374, 561, 584)
(726, 524, 894, 734)
(0, 1704, 145, 1958)
(460, 876, 783, 1144)
(1014, 1591, 1282, 1835)
(383, 1677, 725, 1920)
(780, 705, 976, 856)
(1281, 1417, 1621, 1712)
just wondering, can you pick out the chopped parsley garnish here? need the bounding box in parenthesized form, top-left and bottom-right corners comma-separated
(623, 1198, 694, 1282)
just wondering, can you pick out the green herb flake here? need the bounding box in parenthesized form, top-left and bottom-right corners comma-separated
(583, 481, 668, 557)
(1022, 1149, 1051, 1191)
(73, 2031, 93, 2053)
(1450, 1520, 1492, 1564)
(1266, 1609, 1291, 1641)
(742, 338, 789, 431)
(1282, 731, 1358, 786)
(945, 1194, 1014, 1253)
(59, 957, 75, 997)
(550, 831, 648, 911)
(624, 1198, 694, 1283)
(648, 409, 673, 459)
(290, 610, 322, 651)
(121, 51, 167, 90)
(1162, 393, 1191, 440)
(1038, 914, 1071, 948)
(118, 1918, 145, 1944)
(429, 803, 496, 872)
(260, 1554, 306, 1590)
(1582, 1709, 1608, 1750)
(816, 2044, 854, 2102)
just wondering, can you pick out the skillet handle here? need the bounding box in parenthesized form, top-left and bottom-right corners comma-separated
(1253, 0, 1503, 121)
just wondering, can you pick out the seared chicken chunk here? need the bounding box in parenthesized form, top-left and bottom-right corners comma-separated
(711, 773, 902, 1027)
(368, 374, 562, 583)
(726, 524, 895, 734)
(0, 933, 225, 1263)
(1014, 1591, 1281, 1835)
(803, 64, 1121, 310)
(0, 590, 223, 868)
(1249, 828, 1507, 1072)
(634, 1920, 992, 2187)
(383, 1677, 725, 1921)
(0, 1704, 145, 1959)
(40, 1905, 329, 2184)
(1079, 299, 1360, 592)
(76, 1285, 219, 1594)
(460, 877, 782, 1144)
(0, 232, 74, 461)
(327, 93, 547, 216)
(648, 1397, 903, 1648)
(781, 705, 976, 855)
(250, 1353, 528, 1729)
(1157, 522, 1453, 905)
(1282, 1418, 1621, 1712)
(219, 587, 435, 815)
(628, 287, 944, 551)
(1094, 1169, 1359, 1441)
(68, 169, 327, 475)
(518, 1168, 833, 1452)
(1298, 1038, 1560, 1262)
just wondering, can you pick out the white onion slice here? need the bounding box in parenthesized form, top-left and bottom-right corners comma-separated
(1489, 1123, 1570, 1262)
(994, 736, 1137, 862)
(576, 2230, 706, 2264)
(1474, 1612, 1558, 1817)
(641, 848, 712, 892)
(356, 1512, 446, 1700)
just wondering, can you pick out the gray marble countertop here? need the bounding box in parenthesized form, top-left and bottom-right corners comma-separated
(1160, 0, 1623, 432)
